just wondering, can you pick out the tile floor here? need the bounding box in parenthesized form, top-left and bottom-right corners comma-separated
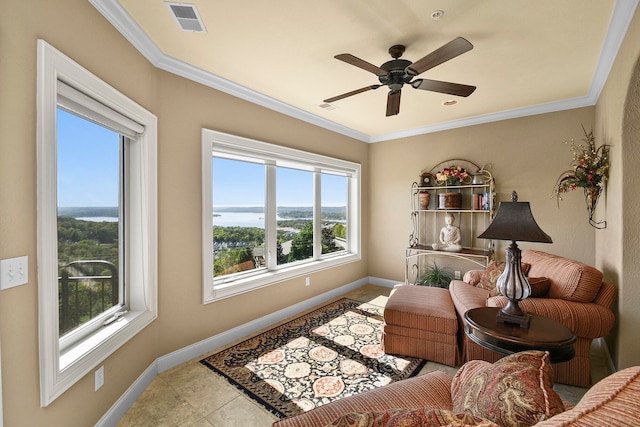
(115, 284, 613, 427)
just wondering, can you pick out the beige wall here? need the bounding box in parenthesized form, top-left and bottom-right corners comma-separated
(154, 71, 370, 357)
(595, 5, 640, 369)
(0, 1, 162, 425)
(1, 0, 638, 425)
(368, 108, 597, 282)
(0, 1, 368, 425)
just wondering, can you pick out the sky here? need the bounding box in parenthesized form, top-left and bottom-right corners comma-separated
(212, 157, 347, 207)
(57, 109, 120, 207)
(57, 108, 347, 208)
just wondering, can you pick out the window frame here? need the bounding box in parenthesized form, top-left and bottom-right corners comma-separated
(36, 40, 158, 406)
(56, 115, 125, 351)
(202, 129, 361, 303)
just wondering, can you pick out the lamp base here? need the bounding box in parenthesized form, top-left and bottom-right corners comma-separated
(496, 309, 531, 329)
(494, 241, 532, 329)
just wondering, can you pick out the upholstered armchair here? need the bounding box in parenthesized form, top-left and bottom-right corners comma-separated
(450, 250, 617, 388)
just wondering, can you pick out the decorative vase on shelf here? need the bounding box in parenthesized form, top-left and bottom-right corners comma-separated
(472, 173, 487, 185)
(438, 192, 462, 209)
(418, 192, 430, 209)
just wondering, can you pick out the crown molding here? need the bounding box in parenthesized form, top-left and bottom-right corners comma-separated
(91, 0, 638, 144)
(369, 95, 595, 143)
(587, 0, 640, 101)
(89, 0, 165, 64)
(370, 0, 639, 143)
(89, 0, 370, 142)
(154, 54, 371, 142)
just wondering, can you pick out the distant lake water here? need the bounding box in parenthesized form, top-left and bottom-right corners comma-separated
(75, 213, 268, 226)
(77, 216, 118, 222)
(213, 212, 285, 228)
(69, 208, 334, 227)
(212, 211, 341, 228)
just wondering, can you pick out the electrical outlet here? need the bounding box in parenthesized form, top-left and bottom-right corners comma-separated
(0, 256, 28, 290)
(305, 277, 310, 287)
(454, 270, 461, 280)
(95, 366, 104, 391)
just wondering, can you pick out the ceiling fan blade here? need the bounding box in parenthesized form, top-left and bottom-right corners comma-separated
(386, 90, 401, 116)
(323, 85, 381, 103)
(335, 54, 388, 76)
(406, 37, 473, 76)
(411, 79, 476, 97)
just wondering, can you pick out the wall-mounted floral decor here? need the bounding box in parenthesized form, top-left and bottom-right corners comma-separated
(553, 127, 610, 229)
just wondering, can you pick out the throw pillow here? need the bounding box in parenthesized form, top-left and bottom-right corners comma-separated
(451, 351, 565, 427)
(528, 277, 551, 297)
(476, 261, 531, 290)
(323, 408, 500, 427)
(488, 277, 550, 298)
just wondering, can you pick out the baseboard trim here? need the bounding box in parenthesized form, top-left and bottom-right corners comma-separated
(96, 276, 388, 426)
(94, 362, 158, 427)
(595, 336, 617, 374)
(368, 276, 402, 288)
(156, 277, 371, 372)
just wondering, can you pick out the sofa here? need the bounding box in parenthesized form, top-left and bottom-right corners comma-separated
(272, 351, 640, 427)
(449, 250, 617, 387)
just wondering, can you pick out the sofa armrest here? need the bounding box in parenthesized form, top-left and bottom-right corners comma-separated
(463, 269, 484, 286)
(535, 366, 640, 426)
(486, 296, 615, 339)
(593, 281, 617, 310)
(449, 280, 490, 317)
(271, 371, 453, 427)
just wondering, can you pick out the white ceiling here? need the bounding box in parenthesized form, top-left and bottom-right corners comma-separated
(90, 0, 638, 142)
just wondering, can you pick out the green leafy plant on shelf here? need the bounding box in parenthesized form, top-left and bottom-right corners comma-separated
(416, 262, 453, 288)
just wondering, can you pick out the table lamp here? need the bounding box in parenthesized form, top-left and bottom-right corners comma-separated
(478, 191, 552, 328)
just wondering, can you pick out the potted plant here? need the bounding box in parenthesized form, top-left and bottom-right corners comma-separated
(416, 262, 453, 288)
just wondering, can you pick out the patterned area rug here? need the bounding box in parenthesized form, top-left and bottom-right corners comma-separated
(200, 298, 426, 418)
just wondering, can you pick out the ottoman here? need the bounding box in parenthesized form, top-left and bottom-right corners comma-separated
(381, 285, 459, 367)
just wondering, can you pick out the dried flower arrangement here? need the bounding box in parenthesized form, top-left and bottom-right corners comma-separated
(553, 126, 610, 228)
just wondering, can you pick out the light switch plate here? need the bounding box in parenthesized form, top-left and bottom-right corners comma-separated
(0, 256, 28, 290)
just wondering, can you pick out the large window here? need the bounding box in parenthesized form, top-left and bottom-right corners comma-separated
(202, 129, 360, 302)
(37, 40, 157, 406)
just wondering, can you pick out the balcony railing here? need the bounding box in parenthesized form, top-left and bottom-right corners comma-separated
(59, 260, 119, 336)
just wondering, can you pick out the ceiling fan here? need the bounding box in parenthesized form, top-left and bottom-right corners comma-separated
(324, 37, 476, 117)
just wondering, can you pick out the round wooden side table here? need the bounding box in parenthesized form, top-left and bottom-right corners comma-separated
(464, 307, 576, 363)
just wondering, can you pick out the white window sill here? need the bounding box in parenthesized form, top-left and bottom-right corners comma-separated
(52, 309, 156, 401)
(207, 252, 360, 303)
(59, 310, 140, 371)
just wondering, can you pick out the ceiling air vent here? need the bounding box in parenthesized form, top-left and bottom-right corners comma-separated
(166, 2, 206, 32)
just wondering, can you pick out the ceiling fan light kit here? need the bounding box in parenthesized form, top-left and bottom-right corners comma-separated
(324, 37, 476, 117)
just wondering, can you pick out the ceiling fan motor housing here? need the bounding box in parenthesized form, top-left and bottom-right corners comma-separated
(379, 59, 413, 91)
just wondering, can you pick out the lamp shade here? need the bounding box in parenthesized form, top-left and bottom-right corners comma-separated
(478, 192, 552, 243)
